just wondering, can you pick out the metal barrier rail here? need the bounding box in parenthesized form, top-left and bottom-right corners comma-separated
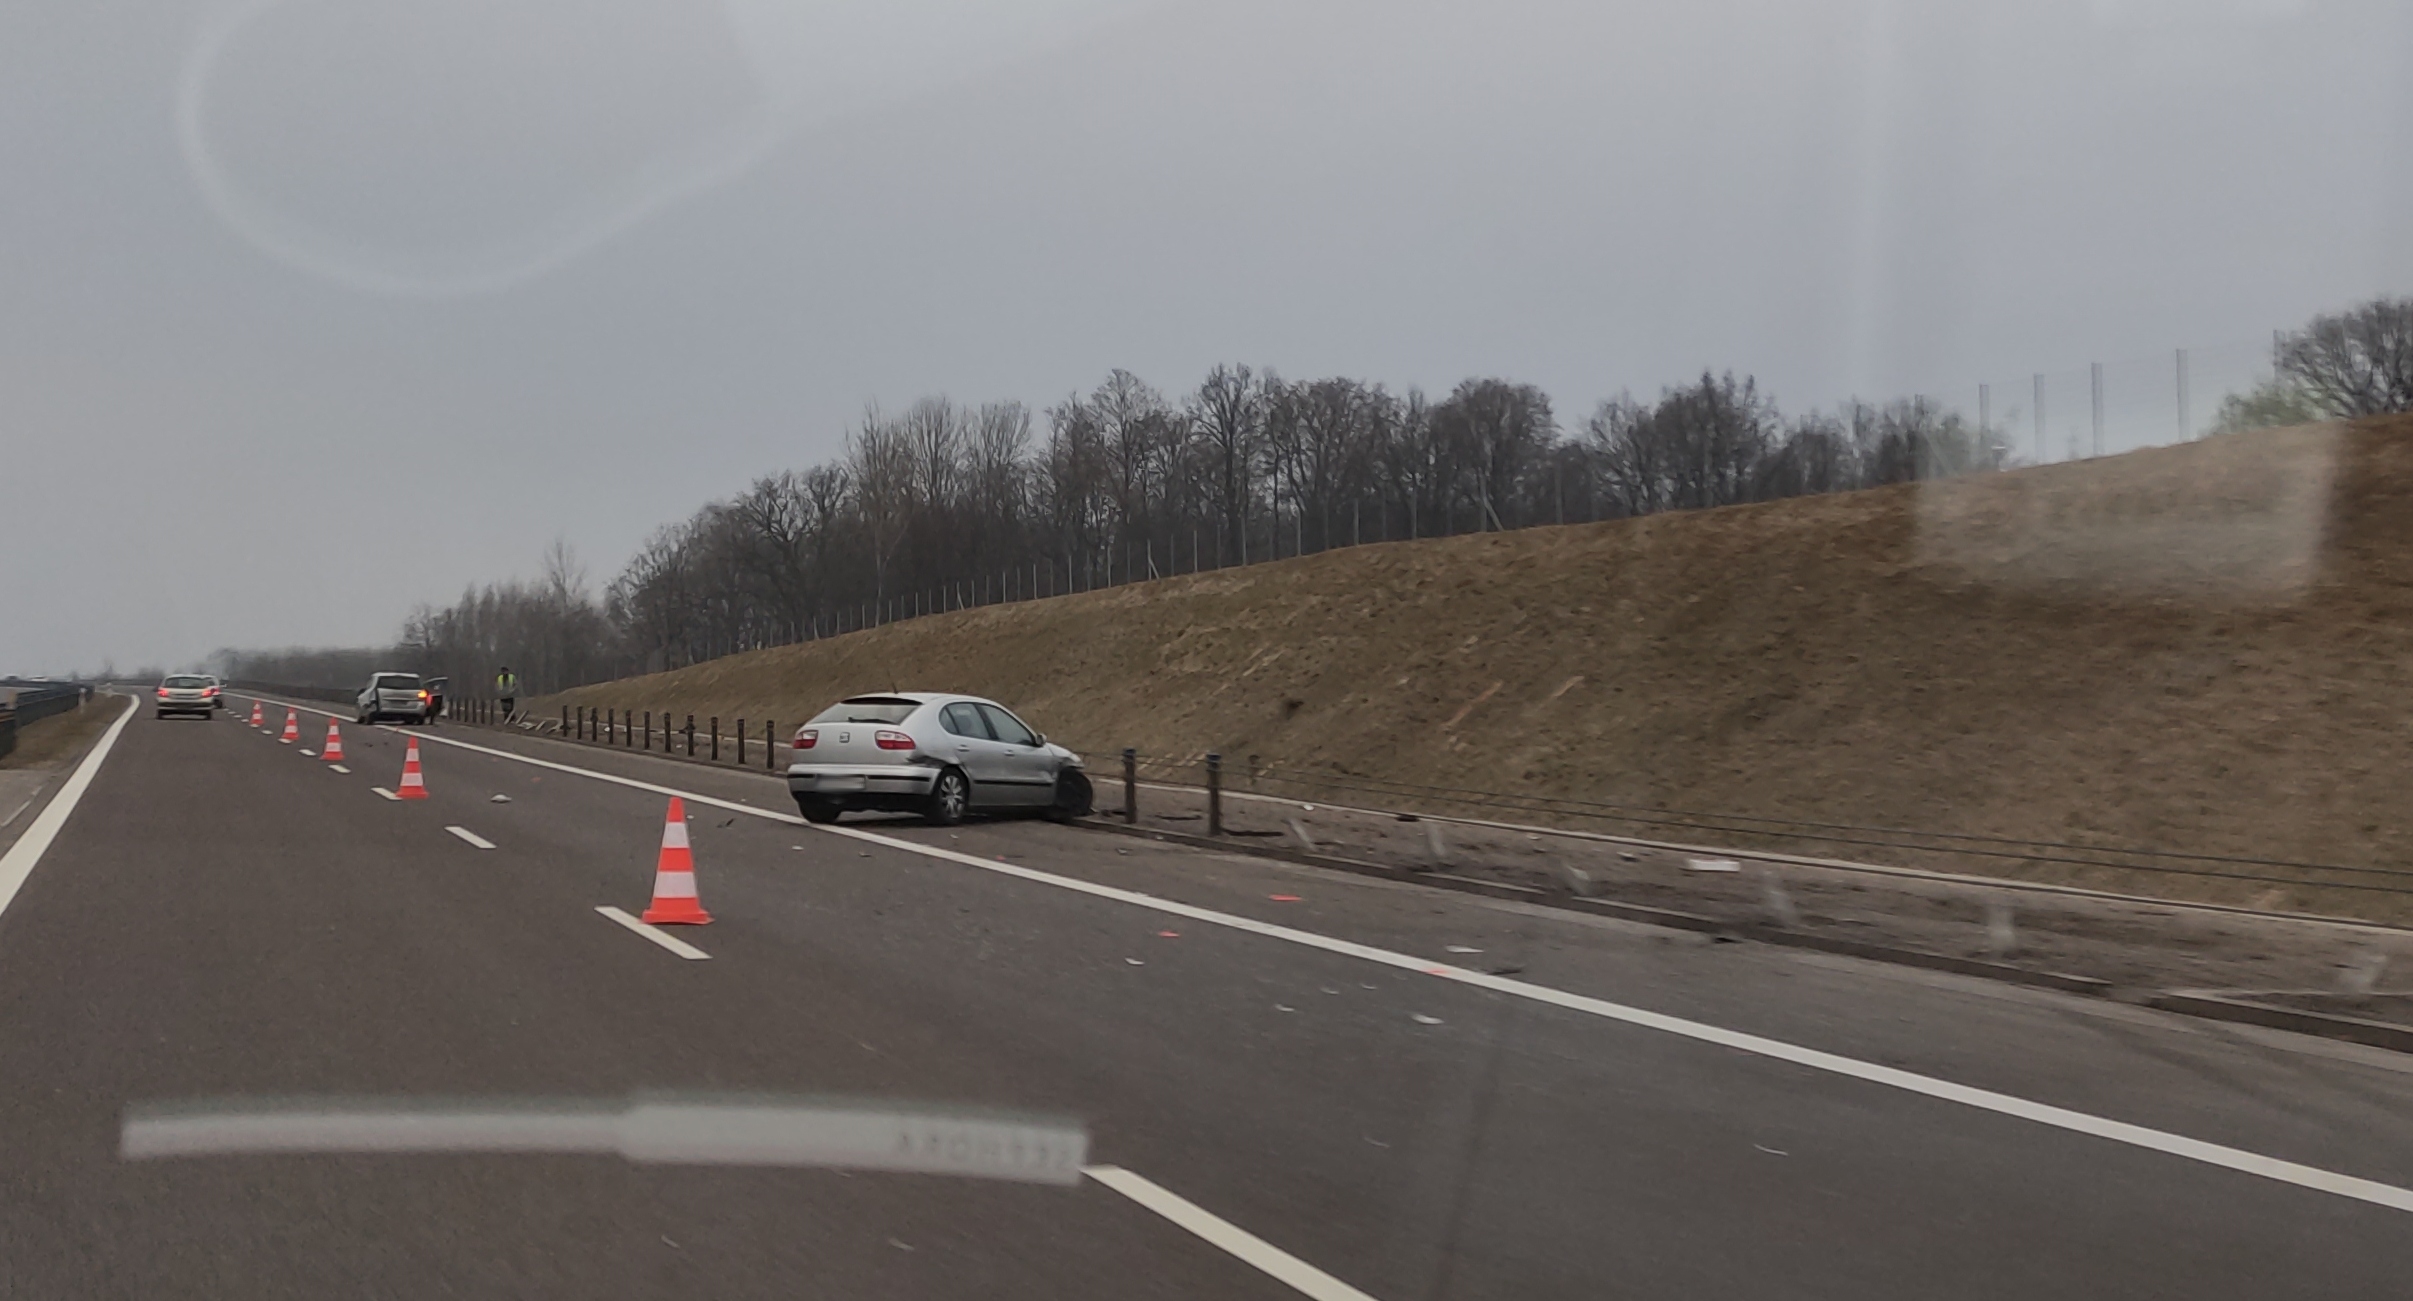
(0, 683, 90, 761)
(1095, 748, 2413, 902)
(443, 700, 791, 773)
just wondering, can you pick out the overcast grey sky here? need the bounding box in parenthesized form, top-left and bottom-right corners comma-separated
(5, 0, 2410, 673)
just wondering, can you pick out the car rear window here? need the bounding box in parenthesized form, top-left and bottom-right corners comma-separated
(374, 674, 420, 691)
(163, 675, 209, 688)
(810, 696, 919, 725)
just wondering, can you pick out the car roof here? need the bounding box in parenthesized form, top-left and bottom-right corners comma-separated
(838, 692, 993, 707)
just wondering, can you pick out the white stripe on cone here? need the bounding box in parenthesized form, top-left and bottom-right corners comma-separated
(651, 874, 698, 898)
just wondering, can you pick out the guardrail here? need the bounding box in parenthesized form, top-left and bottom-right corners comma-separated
(430, 698, 794, 773)
(0, 682, 91, 761)
(1089, 747, 2413, 922)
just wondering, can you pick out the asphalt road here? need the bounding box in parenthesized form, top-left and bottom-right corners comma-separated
(2, 696, 2410, 1299)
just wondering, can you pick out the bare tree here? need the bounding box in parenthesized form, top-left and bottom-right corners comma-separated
(2278, 297, 2413, 418)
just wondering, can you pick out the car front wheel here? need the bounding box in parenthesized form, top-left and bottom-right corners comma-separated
(1047, 770, 1094, 822)
(924, 769, 970, 826)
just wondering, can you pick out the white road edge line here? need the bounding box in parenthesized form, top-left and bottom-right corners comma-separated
(370, 787, 400, 801)
(1085, 1165, 1379, 1301)
(445, 826, 496, 850)
(595, 906, 710, 960)
(260, 697, 2413, 1216)
(0, 695, 138, 924)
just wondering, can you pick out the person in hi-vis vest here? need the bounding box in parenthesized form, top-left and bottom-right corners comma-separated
(496, 667, 518, 718)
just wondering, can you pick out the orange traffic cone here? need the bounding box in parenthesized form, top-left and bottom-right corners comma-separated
(640, 797, 712, 925)
(396, 736, 428, 799)
(248, 701, 264, 727)
(322, 719, 345, 763)
(279, 710, 300, 744)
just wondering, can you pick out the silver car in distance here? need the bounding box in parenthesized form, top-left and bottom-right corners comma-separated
(787, 693, 1090, 826)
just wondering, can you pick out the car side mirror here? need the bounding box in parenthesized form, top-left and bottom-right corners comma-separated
(1034, 734, 1046, 747)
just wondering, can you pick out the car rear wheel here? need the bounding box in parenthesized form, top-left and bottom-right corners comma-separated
(924, 768, 971, 826)
(1046, 770, 1093, 822)
(795, 796, 842, 824)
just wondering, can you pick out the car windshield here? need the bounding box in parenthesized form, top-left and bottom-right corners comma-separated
(810, 698, 919, 725)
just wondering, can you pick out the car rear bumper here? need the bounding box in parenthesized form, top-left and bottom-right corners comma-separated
(788, 764, 938, 802)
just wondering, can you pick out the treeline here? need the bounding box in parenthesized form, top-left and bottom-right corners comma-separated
(599, 369, 2001, 674)
(215, 541, 616, 698)
(225, 293, 2413, 697)
(223, 369, 2004, 693)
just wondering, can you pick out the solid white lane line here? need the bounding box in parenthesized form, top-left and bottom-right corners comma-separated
(371, 787, 400, 801)
(445, 826, 496, 850)
(1085, 1165, 1380, 1301)
(595, 906, 710, 960)
(329, 765, 350, 774)
(258, 697, 2413, 1215)
(0, 695, 137, 923)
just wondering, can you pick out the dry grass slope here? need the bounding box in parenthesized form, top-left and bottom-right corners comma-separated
(547, 418, 2413, 919)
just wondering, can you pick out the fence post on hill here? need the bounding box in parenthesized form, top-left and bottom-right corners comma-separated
(1122, 748, 1137, 824)
(1206, 753, 1222, 836)
(2177, 348, 2191, 439)
(2091, 361, 2104, 457)
(2033, 373, 2046, 462)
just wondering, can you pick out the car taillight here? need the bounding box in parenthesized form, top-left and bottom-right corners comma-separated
(418, 690, 430, 700)
(203, 686, 217, 696)
(874, 730, 915, 751)
(794, 728, 817, 749)
(155, 687, 169, 697)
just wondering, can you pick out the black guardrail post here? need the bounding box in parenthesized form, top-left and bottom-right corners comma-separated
(766, 719, 777, 771)
(685, 715, 695, 756)
(643, 711, 652, 750)
(710, 717, 720, 761)
(1122, 748, 1137, 824)
(736, 718, 746, 766)
(560, 704, 568, 735)
(1206, 752, 1222, 836)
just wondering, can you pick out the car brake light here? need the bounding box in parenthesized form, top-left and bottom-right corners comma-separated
(203, 686, 217, 696)
(155, 687, 169, 697)
(794, 728, 817, 749)
(874, 730, 915, 751)
(418, 690, 430, 700)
